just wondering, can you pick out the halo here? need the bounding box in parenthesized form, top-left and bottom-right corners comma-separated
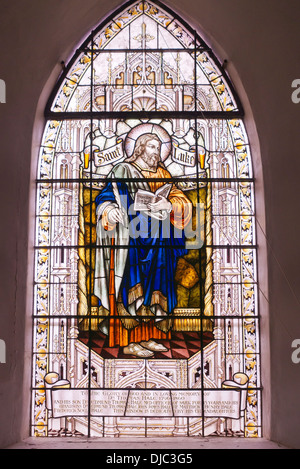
(124, 123, 172, 162)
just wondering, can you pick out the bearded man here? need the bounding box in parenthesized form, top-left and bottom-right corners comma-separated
(94, 133, 192, 357)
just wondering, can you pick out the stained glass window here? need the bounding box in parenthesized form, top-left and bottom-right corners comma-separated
(32, 0, 261, 438)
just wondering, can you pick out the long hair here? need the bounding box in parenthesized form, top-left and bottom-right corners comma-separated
(126, 133, 162, 163)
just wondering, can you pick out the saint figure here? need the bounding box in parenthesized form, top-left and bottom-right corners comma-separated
(94, 133, 192, 357)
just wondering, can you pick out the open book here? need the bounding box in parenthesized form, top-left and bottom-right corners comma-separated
(134, 183, 172, 220)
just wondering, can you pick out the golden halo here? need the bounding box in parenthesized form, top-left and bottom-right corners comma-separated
(124, 123, 172, 162)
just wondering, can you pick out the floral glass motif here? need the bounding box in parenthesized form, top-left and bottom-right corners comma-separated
(32, 0, 261, 438)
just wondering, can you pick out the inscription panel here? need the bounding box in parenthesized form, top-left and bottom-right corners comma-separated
(50, 388, 242, 419)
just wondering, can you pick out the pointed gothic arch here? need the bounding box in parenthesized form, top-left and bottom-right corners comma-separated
(32, 0, 262, 439)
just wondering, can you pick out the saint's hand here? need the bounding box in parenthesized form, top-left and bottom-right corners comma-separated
(107, 207, 124, 224)
(148, 195, 172, 213)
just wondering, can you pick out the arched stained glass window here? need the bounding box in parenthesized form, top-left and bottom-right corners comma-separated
(32, 0, 261, 439)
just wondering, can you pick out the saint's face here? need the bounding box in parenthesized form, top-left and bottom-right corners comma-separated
(142, 139, 161, 169)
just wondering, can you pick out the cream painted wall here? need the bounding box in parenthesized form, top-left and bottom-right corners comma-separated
(0, 0, 299, 448)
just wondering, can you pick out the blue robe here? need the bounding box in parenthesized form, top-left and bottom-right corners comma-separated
(94, 162, 187, 329)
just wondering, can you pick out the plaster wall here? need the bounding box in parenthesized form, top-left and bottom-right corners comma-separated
(0, 0, 299, 449)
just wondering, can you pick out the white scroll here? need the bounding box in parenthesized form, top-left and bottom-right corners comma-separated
(172, 141, 196, 167)
(45, 372, 249, 420)
(172, 140, 206, 168)
(94, 139, 124, 167)
(82, 138, 124, 170)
